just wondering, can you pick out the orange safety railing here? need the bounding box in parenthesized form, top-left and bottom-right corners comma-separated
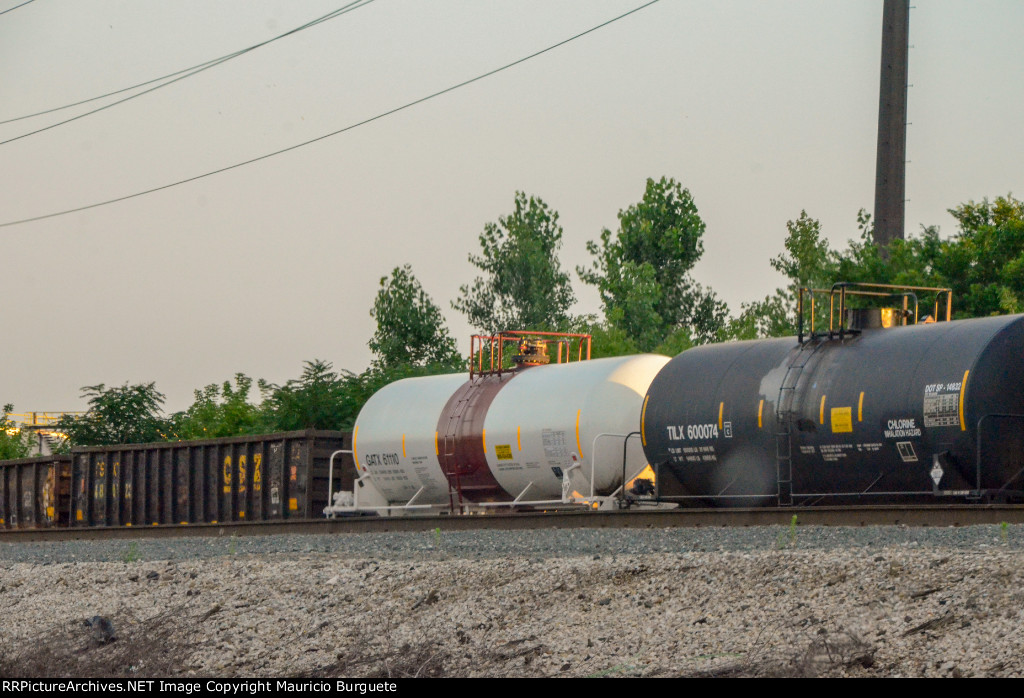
(797, 282, 953, 342)
(469, 331, 592, 378)
(6, 412, 82, 427)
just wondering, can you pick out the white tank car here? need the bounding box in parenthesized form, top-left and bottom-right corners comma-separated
(351, 353, 669, 509)
(481, 354, 669, 501)
(352, 372, 466, 506)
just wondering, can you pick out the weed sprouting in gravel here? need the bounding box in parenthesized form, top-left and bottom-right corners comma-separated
(121, 542, 140, 563)
(775, 515, 799, 549)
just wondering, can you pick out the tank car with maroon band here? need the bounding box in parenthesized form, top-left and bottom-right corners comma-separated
(347, 332, 669, 513)
(641, 283, 1024, 506)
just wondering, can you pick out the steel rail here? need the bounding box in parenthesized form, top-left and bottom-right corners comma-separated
(3, 505, 1024, 543)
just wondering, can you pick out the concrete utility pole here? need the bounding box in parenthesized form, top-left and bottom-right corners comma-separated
(872, 0, 910, 255)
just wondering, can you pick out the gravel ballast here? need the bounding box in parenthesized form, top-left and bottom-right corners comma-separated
(1, 525, 1022, 677)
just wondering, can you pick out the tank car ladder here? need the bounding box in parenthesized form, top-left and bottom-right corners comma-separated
(441, 392, 473, 511)
(776, 343, 817, 506)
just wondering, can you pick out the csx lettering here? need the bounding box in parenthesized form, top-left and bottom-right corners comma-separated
(253, 453, 262, 492)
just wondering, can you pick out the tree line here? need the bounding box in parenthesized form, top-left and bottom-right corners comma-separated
(2, 182, 1021, 452)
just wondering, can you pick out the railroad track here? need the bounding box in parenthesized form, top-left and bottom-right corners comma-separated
(3, 504, 1023, 543)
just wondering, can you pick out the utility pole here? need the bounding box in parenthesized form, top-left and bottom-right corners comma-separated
(872, 0, 910, 256)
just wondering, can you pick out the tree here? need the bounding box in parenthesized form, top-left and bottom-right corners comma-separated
(736, 197, 1024, 340)
(579, 177, 727, 349)
(56, 383, 169, 446)
(167, 374, 265, 440)
(258, 360, 359, 431)
(453, 192, 576, 335)
(937, 194, 1024, 317)
(369, 265, 462, 370)
(829, 199, 1024, 321)
(0, 404, 33, 461)
(737, 210, 839, 338)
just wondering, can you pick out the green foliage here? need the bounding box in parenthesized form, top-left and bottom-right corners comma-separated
(256, 359, 463, 433)
(939, 195, 1024, 318)
(453, 192, 577, 335)
(0, 404, 34, 461)
(167, 374, 264, 440)
(49, 437, 71, 455)
(369, 265, 462, 371)
(585, 322, 640, 359)
(736, 211, 840, 339)
(772, 211, 838, 289)
(121, 542, 140, 563)
(258, 360, 358, 432)
(56, 384, 169, 447)
(579, 177, 727, 349)
(775, 514, 799, 550)
(652, 327, 697, 358)
(744, 195, 1024, 337)
(720, 296, 788, 341)
(52, 358, 464, 447)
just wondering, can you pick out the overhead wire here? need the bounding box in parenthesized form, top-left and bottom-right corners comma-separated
(0, 0, 35, 17)
(0, 0, 375, 133)
(0, 0, 662, 228)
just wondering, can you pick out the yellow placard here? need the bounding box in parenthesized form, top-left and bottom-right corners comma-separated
(495, 444, 513, 461)
(831, 406, 853, 433)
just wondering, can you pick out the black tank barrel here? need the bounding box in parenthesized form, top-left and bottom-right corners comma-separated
(641, 314, 1024, 504)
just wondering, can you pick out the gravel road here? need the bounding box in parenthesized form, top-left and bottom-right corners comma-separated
(1, 525, 1022, 677)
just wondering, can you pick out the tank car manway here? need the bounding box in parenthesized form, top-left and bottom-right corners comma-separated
(3, 505, 1024, 543)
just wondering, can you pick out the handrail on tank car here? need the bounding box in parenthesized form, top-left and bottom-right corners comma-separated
(797, 282, 953, 343)
(325, 448, 352, 517)
(976, 414, 1024, 499)
(588, 432, 647, 502)
(468, 330, 592, 378)
(615, 431, 641, 508)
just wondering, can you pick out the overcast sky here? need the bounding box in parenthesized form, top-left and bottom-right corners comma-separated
(2, 0, 1022, 413)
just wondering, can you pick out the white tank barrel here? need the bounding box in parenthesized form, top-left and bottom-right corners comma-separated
(352, 354, 669, 507)
(482, 354, 669, 500)
(353, 373, 466, 505)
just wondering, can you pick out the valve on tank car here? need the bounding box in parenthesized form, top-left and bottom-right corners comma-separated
(512, 338, 550, 366)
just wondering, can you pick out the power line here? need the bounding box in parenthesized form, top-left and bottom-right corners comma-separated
(0, 0, 662, 228)
(0, 0, 35, 17)
(0, 0, 375, 131)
